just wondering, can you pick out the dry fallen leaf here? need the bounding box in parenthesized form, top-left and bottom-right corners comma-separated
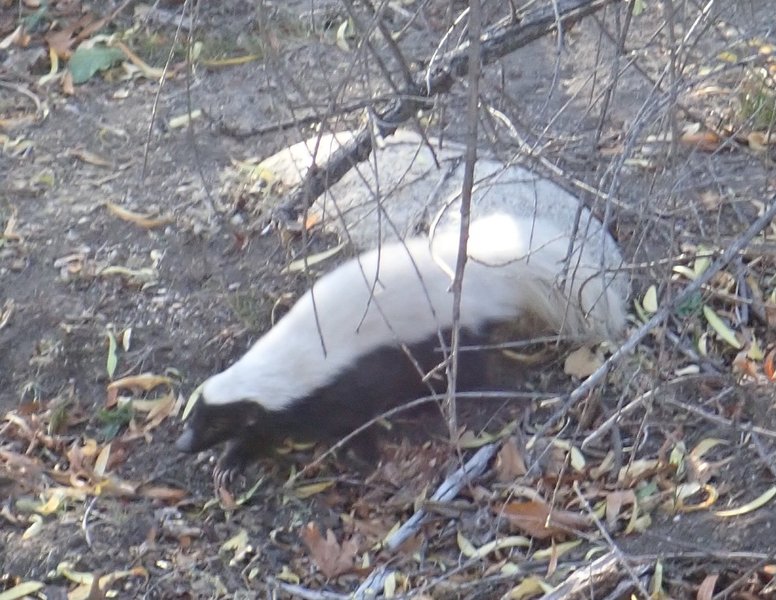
(564, 346, 602, 379)
(764, 348, 776, 381)
(502, 575, 552, 599)
(747, 131, 774, 153)
(294, 481, 335, 499)
(220, 529, 253, 565)
(697, 573, 719, 600)
(106, 374, 174, 404)
(300, 522, 359, 578)
(642, 284, 658, 313)
(106, 202, 174, 229)
(460, 534, 531, 560)
(679, 130, 722, 152)
(138, 484, 187, 503)
(67, 147, 113, 167)
(703, 305, 743, 349)
(495, 438, 527, 481)
(0, 25, 30, 50)
(497, 500, 589, 540)
(675, 483, 718, 512)
(716, 485, 776, 517)
(605, 490, 636, 527)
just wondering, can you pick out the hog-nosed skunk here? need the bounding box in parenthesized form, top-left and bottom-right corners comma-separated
(176, 212, 627, 481)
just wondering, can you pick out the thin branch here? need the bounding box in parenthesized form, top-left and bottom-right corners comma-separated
(274, 0, 619, 223)
(445, 0, 482, 443)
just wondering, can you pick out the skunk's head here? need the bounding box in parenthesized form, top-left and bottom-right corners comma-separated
(175, 374, 267, 454)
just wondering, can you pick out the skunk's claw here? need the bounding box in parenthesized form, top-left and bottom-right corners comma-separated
(212, 463, 237, 492)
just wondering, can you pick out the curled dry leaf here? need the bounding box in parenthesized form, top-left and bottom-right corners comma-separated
(764, 348, 776, 381)
(618, 458, 661, 486)
(112, 40, 179, 80)
(106, 202, 174, 229)
(106, 373, 174, 407)
(0, 25, 30, 50)
(456, 530, 477, 557)
(56, 562, 148, 600)
(674, 483, 718, 512)
(67, 147, 113, 167)
(747, 131, 774, 152)
(715, 485, 776, 517)
(22, 515, 43, 540)
(458, 428, 504, 448)
(732, 352, 753, 378)
(531, 539, 582, 562)
(138, 485, 187, 503)
(169, 110, 202, 129)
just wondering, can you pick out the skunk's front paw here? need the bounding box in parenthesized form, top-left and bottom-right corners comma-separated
(213, 442, 250, 491)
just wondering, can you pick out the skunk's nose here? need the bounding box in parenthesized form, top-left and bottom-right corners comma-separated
(175, 429, 196, 452)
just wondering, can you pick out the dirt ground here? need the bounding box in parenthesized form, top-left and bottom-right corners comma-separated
(2, 1, 776, 598)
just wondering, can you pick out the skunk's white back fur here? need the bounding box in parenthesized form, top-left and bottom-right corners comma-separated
(259, 130, 622, 266)
(203, 213, 626, 412)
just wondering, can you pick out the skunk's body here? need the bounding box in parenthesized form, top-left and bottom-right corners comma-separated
(177, 213, 626, 478)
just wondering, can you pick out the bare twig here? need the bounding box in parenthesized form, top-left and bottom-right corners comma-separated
(663, 393, 776, 441)
(593, 0, 636, 145)
(445, 0, 482, 443)
(267, 581, 345, 600)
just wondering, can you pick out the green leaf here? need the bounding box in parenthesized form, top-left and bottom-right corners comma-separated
(106, 330, 118, 379)
(97, 403, 133, 439)
(181, 382, 204, 420)
(69, 45, 124, 84)
(703, 305, 743, 349)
